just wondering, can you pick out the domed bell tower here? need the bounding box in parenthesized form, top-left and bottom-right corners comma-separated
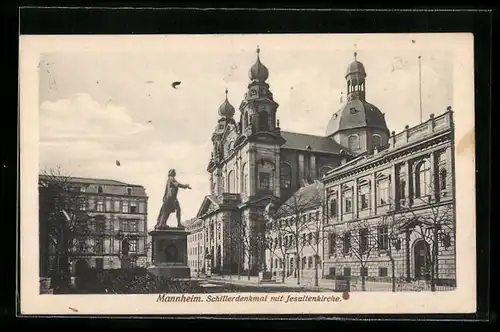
(208, 89, 236, 196)
(239, 46, 281, 137)
(325, 52, 390, 155)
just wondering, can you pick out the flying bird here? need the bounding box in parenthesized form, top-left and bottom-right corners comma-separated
(171, 81, 181, 89)
(116, 160, 121, 167)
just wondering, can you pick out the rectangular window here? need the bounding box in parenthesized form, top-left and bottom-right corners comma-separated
(360, 267, 368, 277)
(359, 184, 370, 210)
(329, 233, 336, 254)
(120, 220, 138, 232)
(343, 267, 351, 277)
(259, 172, 271, 190)
(129, 239, 138, 253)
(344, 190, 353, 213)
(359, 228, 369, 253)
(379, 267, 388, 277)
(130, 203, 137, 213)
(79, 202, 87, 211)
(377, 180, 390, 205)
(78, 238, 86, 252)
(95, 258, 104, 269)
(378, 226, 389, 250)
(114, 201, 120, 212)
(95, 237, 104, 254)
(343, 232, 351, 254)
(96, 201, 104, 212)
(329, 267, 336, 276)
(122, 201, 129, 213)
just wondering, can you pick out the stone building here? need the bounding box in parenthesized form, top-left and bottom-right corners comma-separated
(321, 110, 456, 285)
(185, 47, 349, 274)
(265, 50, 456, 286)
(265, 181, 325, 282)
(39, 176, 149, 277)
(186, 217, 204, 273)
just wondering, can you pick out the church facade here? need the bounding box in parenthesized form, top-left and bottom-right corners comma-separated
(184, 47, 354, 274)
(185, 47, 456, 285)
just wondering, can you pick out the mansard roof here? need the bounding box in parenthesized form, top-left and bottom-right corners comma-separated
(281, 131, 345, 155)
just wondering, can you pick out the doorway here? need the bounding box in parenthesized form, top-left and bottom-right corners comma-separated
(413, 239, 429, 280)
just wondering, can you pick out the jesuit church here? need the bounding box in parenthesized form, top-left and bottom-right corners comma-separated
(185, 46, 390, 274)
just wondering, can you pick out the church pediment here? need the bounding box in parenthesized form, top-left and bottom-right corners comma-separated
(196, 195, 221, 218)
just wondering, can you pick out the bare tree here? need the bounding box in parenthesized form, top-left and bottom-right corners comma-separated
(374, 213, 403, 292)
(272, 182, 324, 286)
(228, 219, 264, 280)
(39, 166, 94, 289)
(343, 219, 380, 291)
(390, 162, 455, 292)
(265, 218, 291, 284)
(397, 188, 455, 290)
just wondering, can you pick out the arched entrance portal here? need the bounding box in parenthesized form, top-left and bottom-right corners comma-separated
(413, 239, 430, 280)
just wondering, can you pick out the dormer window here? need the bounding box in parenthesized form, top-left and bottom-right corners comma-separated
(127, 187, 132, 195)
(97, 186, 103, 194)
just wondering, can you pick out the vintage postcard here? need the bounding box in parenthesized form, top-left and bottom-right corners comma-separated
(19, 33, 476, 315)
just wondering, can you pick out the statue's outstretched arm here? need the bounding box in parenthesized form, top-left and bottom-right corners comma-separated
(172, 178, 191, 189)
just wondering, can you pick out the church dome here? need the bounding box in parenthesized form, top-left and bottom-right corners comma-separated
(218, 89, 235, 118)
(249, 46, 269, 82)
(325, 99, 388, 137)
(345, 52, 367, 78)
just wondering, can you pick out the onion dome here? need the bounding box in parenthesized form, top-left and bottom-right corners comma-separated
(248, 46, 269, 82)
(218, 88, 235, 118)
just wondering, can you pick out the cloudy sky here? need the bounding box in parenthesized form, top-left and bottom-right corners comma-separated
(37, 34, 453, 229)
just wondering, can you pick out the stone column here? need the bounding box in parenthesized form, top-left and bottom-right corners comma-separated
(390, 165, 397, 209)
(405, 161, 411, 205)
(353, 178, 359, 218)
(371, 173, 377, 215)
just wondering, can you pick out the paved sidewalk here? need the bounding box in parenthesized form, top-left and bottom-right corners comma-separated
(196, 274, 454, 292)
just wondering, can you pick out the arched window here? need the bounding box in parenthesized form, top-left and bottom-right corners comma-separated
(347, 135, 360, 151)
(258, 111, 269, 131)
(415, 160, 431, 198)
(97, 186, 103, 193)
(372, 134, 381, 149)
(227, 170, 235, 193)
(439, 168, 447, 191)
(241, 163, 248, 195)
(280, 163, 292, 189)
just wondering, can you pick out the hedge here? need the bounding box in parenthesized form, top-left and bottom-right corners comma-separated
(69, 267, 201, 294)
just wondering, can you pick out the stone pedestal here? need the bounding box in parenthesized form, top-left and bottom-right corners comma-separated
(149, 227, 191, 279)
